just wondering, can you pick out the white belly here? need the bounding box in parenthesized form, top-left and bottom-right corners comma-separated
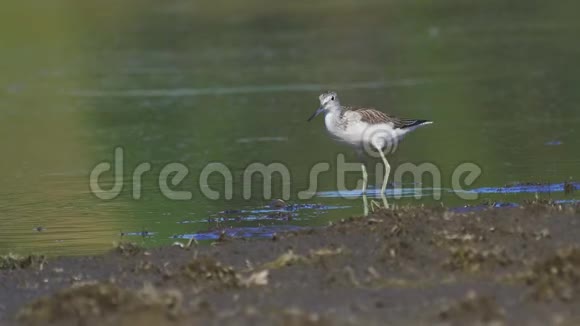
(324, 112, 408, 151)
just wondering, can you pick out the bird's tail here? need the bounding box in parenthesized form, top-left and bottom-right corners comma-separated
(408, 119, 433, 128)
(399, 119, 433, 130)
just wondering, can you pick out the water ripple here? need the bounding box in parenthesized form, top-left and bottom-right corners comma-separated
(65, 79, 436, 97)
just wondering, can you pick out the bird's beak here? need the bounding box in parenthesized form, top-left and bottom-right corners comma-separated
(307, 107, 324, 122)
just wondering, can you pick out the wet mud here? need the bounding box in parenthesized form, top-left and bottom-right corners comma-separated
(2, 201, 580, 325)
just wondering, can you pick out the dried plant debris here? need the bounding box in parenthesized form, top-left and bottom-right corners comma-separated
(17, 282, 182, 324)
(259, 248, 344, 270)
(438, 230, 482, 243)
(240, 270, 269, 287)
(259, 251, 301, 269)
(181, 256, 240, 287)
(0, 253, 46, 270)
(279, 308, 332, 326)
(380, 239, 414, 261)
(113, 242, 144, 256)
(522, 248, 580, 302)
(444, 246, 511, 273)
(173, 255, 272, 290)
(438, 291, 504, 325)
(310, 247, 344, 257)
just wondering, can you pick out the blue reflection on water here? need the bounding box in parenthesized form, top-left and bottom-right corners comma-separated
(175, 225, 307, 241)
(165, 182, 579, 241)
(470, 182, 578, 194)
(170, 202, 347, 241)
(317, 182, 579, 198)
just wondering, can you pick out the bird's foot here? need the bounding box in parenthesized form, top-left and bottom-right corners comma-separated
(370, 194, 391, 212)
(370, 200, 386, 212)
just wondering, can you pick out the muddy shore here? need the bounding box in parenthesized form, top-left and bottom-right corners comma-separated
(2, 202, 580, 326)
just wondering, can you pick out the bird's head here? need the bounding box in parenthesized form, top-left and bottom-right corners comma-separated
(308, 91, 340, 122)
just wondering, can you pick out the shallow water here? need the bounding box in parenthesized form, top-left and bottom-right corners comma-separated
(1, 0, 580, 255)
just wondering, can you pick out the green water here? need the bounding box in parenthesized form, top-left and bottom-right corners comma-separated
(1, 0, 579, 255)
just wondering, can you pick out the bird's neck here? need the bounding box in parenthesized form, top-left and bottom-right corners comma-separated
(326, 104, 343, 116)
(324, 106, 344, 131)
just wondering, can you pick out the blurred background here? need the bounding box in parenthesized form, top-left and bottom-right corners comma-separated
(1, 0, 579, 255)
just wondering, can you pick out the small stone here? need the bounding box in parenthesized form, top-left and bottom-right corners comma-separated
(269, 199, 287, 208)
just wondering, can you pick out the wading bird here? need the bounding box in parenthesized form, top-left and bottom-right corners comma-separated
(308, 91, 432, 211)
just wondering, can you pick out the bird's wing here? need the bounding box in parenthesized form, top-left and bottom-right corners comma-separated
(346, 107, 430, 129)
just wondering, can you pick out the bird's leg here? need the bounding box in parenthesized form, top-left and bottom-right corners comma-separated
(361, 163, 371, 216)
(369, 148, 391, 210)
(378, 150, 391, 194)
(362, 193, 369, 216)
(361, 163, 368, 195)
(358, 150, 370, 215)
(378, 150, 390, 209)
(370, 199, 382, 212)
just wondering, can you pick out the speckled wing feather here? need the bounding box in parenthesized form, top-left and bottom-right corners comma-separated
(346, 106, 430, 129)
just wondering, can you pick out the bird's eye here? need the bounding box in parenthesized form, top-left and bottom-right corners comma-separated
(331, 96, 335, 101)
